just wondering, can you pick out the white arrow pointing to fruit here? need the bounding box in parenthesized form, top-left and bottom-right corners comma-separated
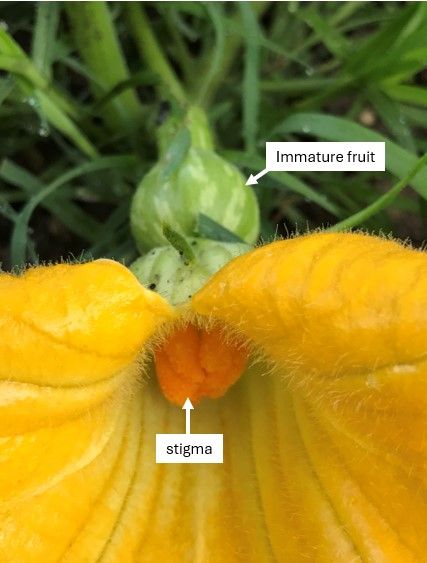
(245, 168, 269, 186)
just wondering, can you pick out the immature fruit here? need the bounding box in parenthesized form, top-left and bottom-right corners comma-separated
(130, 107, 260, 252)
(130, 237, 249, 306)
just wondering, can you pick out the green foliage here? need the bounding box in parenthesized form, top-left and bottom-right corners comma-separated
(0, 1, 426, 268)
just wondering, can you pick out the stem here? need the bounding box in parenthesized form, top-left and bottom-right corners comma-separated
(164, 10, 194, 83)
(194, 4, 226, 106)
(125, 4, 187, 105)
(65, 2, 142, 132)
(193, 2, 270, 106)
(328, 153, 427, 232)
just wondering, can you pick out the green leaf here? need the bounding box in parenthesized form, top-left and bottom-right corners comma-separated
(196, 4, 226, 103)
(81, 202, 131, 260)
(0, 159, 102, 242)
(32, 3, 60, 78)
(328, 152, 427, 231)
(384, 84, 427, 108)
(161, 127, 191, 180)
(37, 91, 98, 158)
(196, 213, 246, 244)
(240, 3, 260, 154)
(10, 155, 137, 267)
(299, 6, 350, 58)
(369, 88, 416, 152)
(275, 113, 427, 198)
(343, 3, 425, 78)
(0, 196, 19, 223)
(0, 76, 14, 106)
(0, 29, 96, 157)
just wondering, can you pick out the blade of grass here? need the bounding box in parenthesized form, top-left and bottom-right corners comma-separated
(295, 5, 427, 110)
(0, 197, 19, 223)
(225, 17, 310, 70)
(197, 213, 246, 243)
(298, 5, 350, 58)
(193, 2, 270, 106)
(384, 84, 427, 108)
(0, 31, 97, 157)
(275, 113, 427, 198)
(195, 4, 225, 105)
(37, 91, 98, 157)
(163, 9, 194, 82)
(369, 88, 416, 153)
(261, 77, 338, 93)
(91, 70, 156, 115)
(0, 76, 14, 105)
(330, 1, 364, 26)
(343, 3, 422, 77)
(31, 2, 60, 78)
(240, 3, 260, 154)
(0, 29, 79, 119)
(0, 159, 103, 242)
(125, 3, 187, 105)
(81, 201, 130, 259)
(10, 155, 137, 266)
(401, 105, 427, 127)
(328, 152, 427, 231)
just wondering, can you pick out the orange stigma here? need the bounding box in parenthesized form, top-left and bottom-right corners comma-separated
(154, 323, 248, 405)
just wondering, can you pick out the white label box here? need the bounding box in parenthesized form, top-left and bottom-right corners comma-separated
(156, 433, 223, 464)
(266, 141, 385, 172)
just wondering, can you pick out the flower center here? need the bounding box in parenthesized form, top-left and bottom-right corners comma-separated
(154, 323, 249, 405)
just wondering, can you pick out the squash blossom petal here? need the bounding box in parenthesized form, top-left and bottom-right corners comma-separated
(1, 232, 427, 561)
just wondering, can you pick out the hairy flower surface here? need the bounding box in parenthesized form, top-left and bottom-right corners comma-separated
(1, 232, 427, 562)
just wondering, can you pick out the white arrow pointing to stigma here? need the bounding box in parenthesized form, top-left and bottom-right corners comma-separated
(182, 398, 194, 434)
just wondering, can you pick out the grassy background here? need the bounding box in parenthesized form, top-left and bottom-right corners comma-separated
(0, 1, 426, 269)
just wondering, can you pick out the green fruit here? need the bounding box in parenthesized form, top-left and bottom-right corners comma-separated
(130, 238, 250, 306)
(130, 107, 260, 252)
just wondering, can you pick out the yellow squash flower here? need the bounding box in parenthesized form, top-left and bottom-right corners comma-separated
(1, 232, 426, 562)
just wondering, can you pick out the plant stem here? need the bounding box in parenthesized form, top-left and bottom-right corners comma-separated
(194, 4, 226, 106)
(65, 2, 142, 132)
(125, 4, 187, 105)
(193, 2, 270, 107)
(164, 10, 194, 83)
